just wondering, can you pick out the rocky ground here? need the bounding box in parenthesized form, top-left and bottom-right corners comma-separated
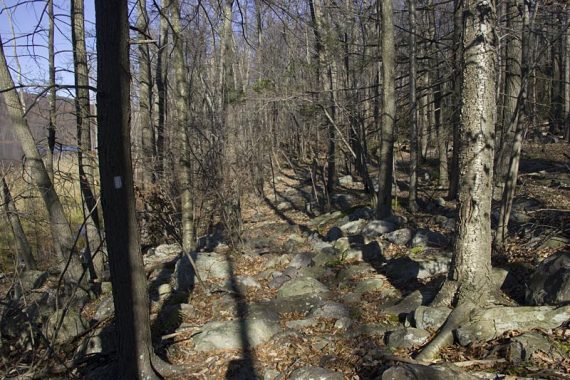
(1, 143, 569, 379)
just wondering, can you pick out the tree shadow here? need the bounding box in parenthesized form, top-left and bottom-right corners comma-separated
(224, 255, 258, 379)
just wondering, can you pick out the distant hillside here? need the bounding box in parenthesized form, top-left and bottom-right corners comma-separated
(0, 93, 86, 163)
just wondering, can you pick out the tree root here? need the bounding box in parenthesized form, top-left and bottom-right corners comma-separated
(415, 301, 475, 362)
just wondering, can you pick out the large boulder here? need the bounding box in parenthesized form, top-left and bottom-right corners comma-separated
(195, 252, 231, 280)
(277, 277, 329, 299)
(192, 319, 280, 351)
(289, 366, 343, 380)
(18, 270, 48, 293)
(386, 327, 430, 349)
(45, 309, 87, 344)
(526, 251, 570, 305)
(361, 220, 396, 238)
(411, 229, 449, 248)
(384, 228, 413, 246)
(382, 364, 478, 380)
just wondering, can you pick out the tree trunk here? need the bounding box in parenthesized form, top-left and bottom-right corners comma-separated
(0, 36, 84, 284)
(72, 0, 104, 281)
(137, 0, 155, 189)
(437, 0, 497, 306)
(1, 177, 36, 270)
(376, 0, 396, 219)
(171, 0, 195, 253)
(408, 0, 418, 211)
(495, 0, 531, 248)
(155, 0, 169, 178)
(494, 0, 523, 200)
(448, 0, 463, 200)
(95, 0, 159, 377)
(46, 0, 56, 182)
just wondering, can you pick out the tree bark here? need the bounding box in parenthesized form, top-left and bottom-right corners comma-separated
(494, 0, 523, 200)
(155, 0, 169, 178)
(72, 0, 104, 281)
(46, 0, 56, 182)
(1, 176, 36, 270)
(448, 0, 463, 200)
(435, 0, 497, 307)
(408, 0, 418, 211)
(137, 0, 155, 189)
(171, 0, 195, 254)
(376, 0, 396, 219)
(95, 0, 159, 377)
(0, 35, 84, 283)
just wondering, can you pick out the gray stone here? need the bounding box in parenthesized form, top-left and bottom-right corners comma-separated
(386, 327, 430, 349)
(526, 251, 570, 305)
(174, 254, 195, 292)
(348, 207, 374, 221)
(290, 253, 315, 269)
(285, 234, 306, 252)
(269, 293, 330, 315)
(289, 366, 343, 380)
(339, 175, 354, 185)
(285, 318, 319, 329)
(308, 211, 344, 226)
(337, 263, 376, 282)
(333, 237, 351, 254)
(263, 254, 291, 270)
(195, 252, 231, 280)
(538, 236, 569, 250)
(339, 219, 366, 235)
(225, 275, 262, 291)
(155, 243, 182, 257)
(411, 229, 449, 248)
(412, 306, 451, 330)
(277, 277, 329, 299)
(18, 270, 48, 292)
(342, 292, 362, 304)
(382, 364, 478, 380)
(45, 309, 87, 344)
(355, 277, 385, 294)
(193, 319, 280, 351)
(506, 332, 562, 362)
(268, 273, 291, 289)
(334, 317, 352, 330)
(94, 295, 115, 321)
(309, 301, 350, 319)
(211, 294, 237, 316)
(263, 369, 281, 380)
(455, 305, 570, 346)
(101, 282, 112, 294)
(385, 252, 452, 281)
(362, 220, 396, 237)
(277, 201, 292, 211)
(325, 227, 343, 242)
(384, 228, 413, 246)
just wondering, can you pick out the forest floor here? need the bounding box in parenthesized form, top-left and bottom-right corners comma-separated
(119, 142, 569, 379)
(2, 143, 569, 379)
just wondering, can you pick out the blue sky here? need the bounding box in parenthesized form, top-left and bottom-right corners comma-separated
(0, 0, 96, 95)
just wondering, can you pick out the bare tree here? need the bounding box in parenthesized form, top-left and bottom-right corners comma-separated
(407, 0, 418, 212)
(418, 0, 498, 361)
(94, 0, 180, 377)
(0, 34, 84, 284)
(376, 0, 396, 219)
(72, 0, 104, 280)
(1, 175, 36, 270)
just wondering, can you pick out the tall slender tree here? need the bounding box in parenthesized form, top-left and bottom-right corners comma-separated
(95, 0, 175, 377)
(0, 35, 84, 284)
(376, 0, 396, 219)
